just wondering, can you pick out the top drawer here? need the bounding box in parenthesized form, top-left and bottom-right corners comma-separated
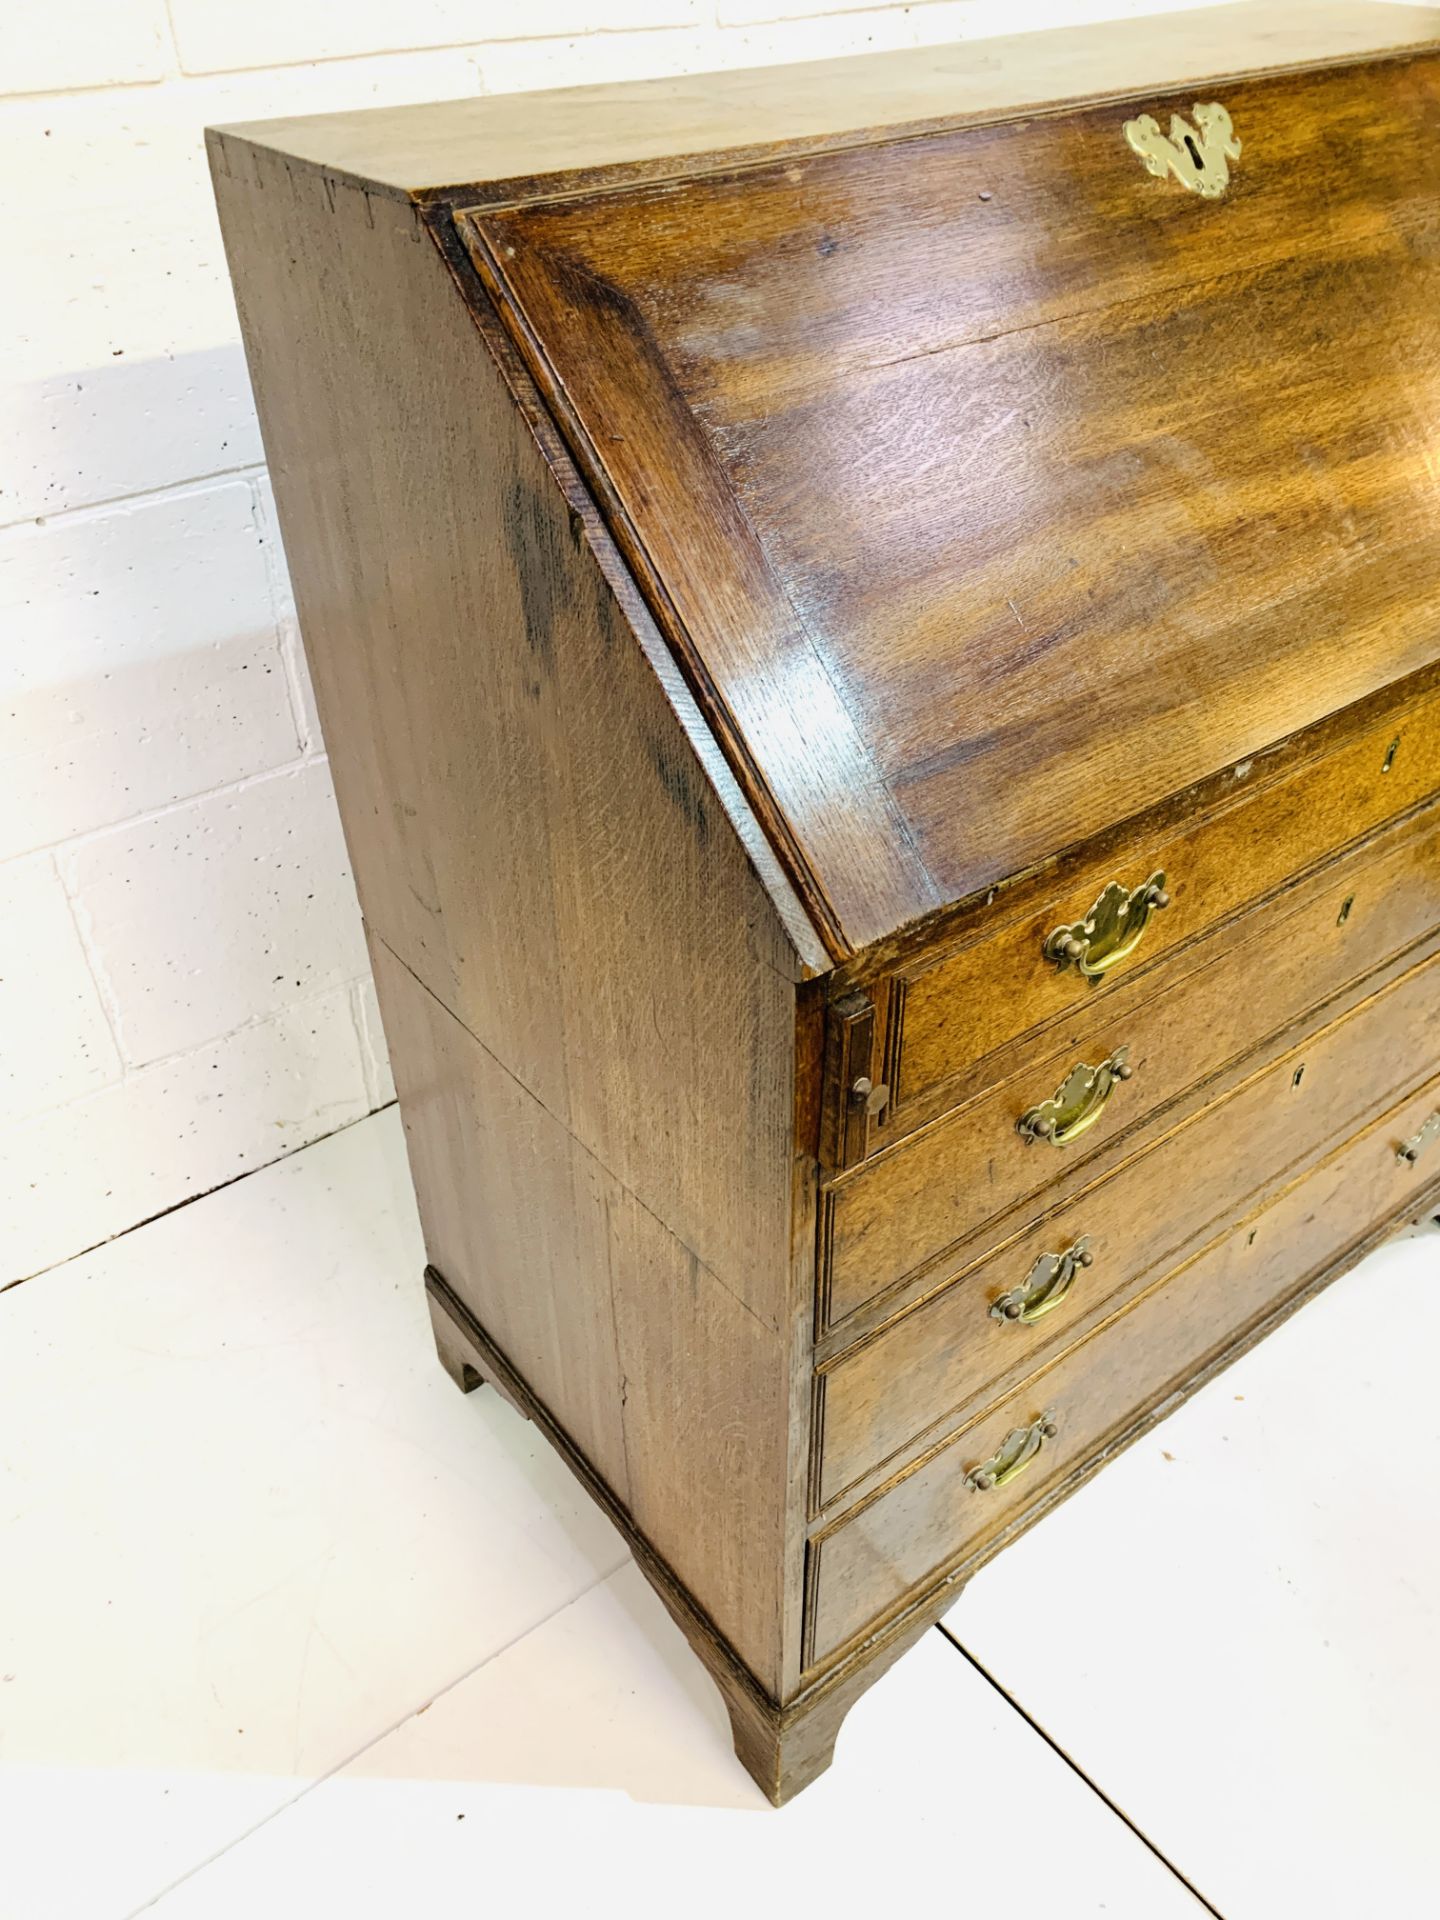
(831, 687, 1440, 1165)
(821, 793, 1440, 1330)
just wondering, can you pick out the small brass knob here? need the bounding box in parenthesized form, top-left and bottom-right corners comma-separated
(1060, 935, 1085, 960)
(973, 1471, 996, 1491)
(1153, 889, 1172, 911)
(850, 1076, 890, 1119)
(1114, 1061, 1134, 1081)
(1040, 1419, 1058, 1438)
(1003, 1300, 1023, 1320)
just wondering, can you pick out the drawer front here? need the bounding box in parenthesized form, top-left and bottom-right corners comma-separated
(806, 1067, 1440, 1671)
(823, 804, 1440, 1330)
(817, 939, 1440, 1507)
(877, 689, 1440, 1148)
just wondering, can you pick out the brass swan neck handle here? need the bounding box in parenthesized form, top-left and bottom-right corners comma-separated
(1045, 873, 1171, 982)
(1018, 1048, 1133, 1147)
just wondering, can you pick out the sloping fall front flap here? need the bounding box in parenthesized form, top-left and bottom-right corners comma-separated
(457, 53, 1440, 960)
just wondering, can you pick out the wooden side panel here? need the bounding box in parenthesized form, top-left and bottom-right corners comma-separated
(210, 145, 806, 1691)
(374, 939, 791, 1682)
(371, 934, 630, 1490)
(209, 143, 802, 1335)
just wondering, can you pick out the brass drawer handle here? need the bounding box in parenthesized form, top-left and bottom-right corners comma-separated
(1045, 872, 1171, 981)
(966, 1410, 1059, 1493)
(992, 1237, 1093, 1325)
(1398, 1112, 1440, 1166)
(1018, 1047, 1132, 1147)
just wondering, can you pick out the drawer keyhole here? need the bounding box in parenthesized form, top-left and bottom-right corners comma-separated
(1382, 737, 1401, 774)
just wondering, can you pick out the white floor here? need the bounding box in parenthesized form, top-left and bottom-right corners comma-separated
(1, 1111, 1435, 1920)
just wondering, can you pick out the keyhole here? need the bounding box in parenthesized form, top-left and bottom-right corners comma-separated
(1184, 134, 1204, 170)
(1338, 895, 1355, 927)
(1292, 1065, 1306, 1089)
(1382, 737, 1401, 774)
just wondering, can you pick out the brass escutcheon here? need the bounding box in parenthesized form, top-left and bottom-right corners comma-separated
(966, 1410, 1060, 1493)
(1398, 1112, 1440, 1167)
(1018, 1047, 1133, 1147)
(1124, 101, 1241, 198)
(1045, 873, 1171, 981)
(991, 1237, 1094, 1326)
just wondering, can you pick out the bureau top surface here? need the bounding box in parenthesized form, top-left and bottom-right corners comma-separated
(215, 4, 1440, 204)
(216, 5, 1440, 966)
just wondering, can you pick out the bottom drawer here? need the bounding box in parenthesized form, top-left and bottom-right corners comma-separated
(804, 1070, 1440, 1671)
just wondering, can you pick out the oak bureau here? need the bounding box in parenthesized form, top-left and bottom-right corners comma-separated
(211, 0, 1440, 1803)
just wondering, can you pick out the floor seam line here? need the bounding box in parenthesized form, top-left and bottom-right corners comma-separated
(123, 1559, 629, 1918)
(3, 1101, 398, 1295)
(933, 1622, 1228, 1919)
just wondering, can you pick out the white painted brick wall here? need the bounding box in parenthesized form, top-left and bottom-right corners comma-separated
(2, 0, 1233, 1284)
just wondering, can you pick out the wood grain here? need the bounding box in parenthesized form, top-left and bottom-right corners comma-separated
(211, 21, 1440, 1803)
(212, 4, 1440, 206)
(462, 51, 1440, 953)
(817, 857, 1440, 1507)
(210, 145, 804, 1333)
(808, 1059, 1440, 1668)
(428, 1258, 975, 1804)
(882, 684, 1440, 1142)
(824, 810, 1440, 1326)
(211, 148, 806, 1692)
(376, 903, 797, 1688)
